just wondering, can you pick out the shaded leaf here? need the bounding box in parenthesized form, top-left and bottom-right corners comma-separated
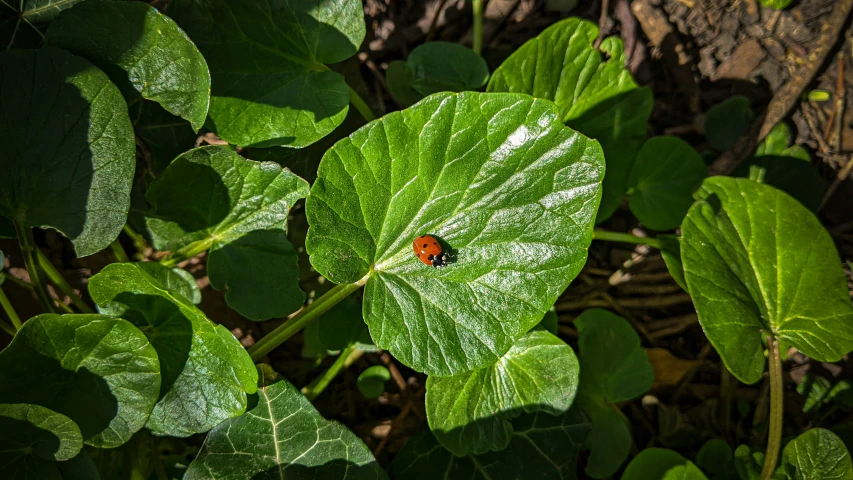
(704, 96, 753, 151)
(135, 262, 201, 305)
(622, 448, 709, 480)
(0, 403, 82, 478)
(797, 374, 833, 413)
(425, 330, 580, 456)
(659, 234, 686, 290)
(357, 365, 390, 399)
(681, 177, 853, 383)
(89, 263, 257, 437)
(780, 428, 853, 480)
(696, 439, 734, 475)
(386, 60, 423, 107)
(316, 296, 372, 352)
(19, 0, 85, 23)
(0, 314, 160, 448)
(0, 48, 135, 257)
(647, 348, 700, 389)
(408, 42, 489, 96)
(167, 0, 365, 147)
(45, 0, 210, 130)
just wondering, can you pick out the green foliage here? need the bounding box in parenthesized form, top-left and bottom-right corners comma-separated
(89, 263, 258, 437)
(797, 374, 853, 413)
(425, 330, 579, 456)
(487, 17, 653, 222)
(386, 61, 426, 107)
(385, 42, 489, 106)
(12, 0, 86, 23)
(0, 403, 83, 477)
(659, 234, 687, 290)
(357, 365, 391, 399)
(0, 48, 135, 257)
(780, 428, 853, 479)
(306, 91, 604, 376)
(166, 0, 365, 148)
(704, 96, 753, 151)
(696, 439, 735, 477)
(682, 177, 853, 383)
(575, 308, 654, 478)
(0, 314, 160, 448)
(314, 297, 373, 352)
(185, 367, 387, 479)
(759, 0, 793, 10)
(622, 448, 709, 480)
(44, 0, 210, 130)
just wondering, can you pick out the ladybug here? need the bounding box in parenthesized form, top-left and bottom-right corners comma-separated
(413, 235, 449, 267)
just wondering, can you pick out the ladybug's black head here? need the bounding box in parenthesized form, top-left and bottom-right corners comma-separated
(431, 252, 449, 267)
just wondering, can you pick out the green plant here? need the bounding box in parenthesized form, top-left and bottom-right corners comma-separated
(1, 2, 851, 479)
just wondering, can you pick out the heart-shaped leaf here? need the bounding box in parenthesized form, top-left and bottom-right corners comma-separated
(386, 42, 489, 106)
(166, 0, 365, 148)
(386, 60, 424, 107)
(357, 365, 390, 399)
(682, 177, 853, 384)
(44, 0, 210, 131)
(704, 96, 753, 151)
(575, 308, 653, 478)
(185, 367, 387, 480)
(146, 146, 309, 321)
(695, 439, 734, 476)
(622, 448, 709, 480)
(0, 403, 83, 478)
(389, 408, 590, 480)
(780, 428, 853, 479)
(627, 136, 707, 231)
(425, 330, 580, 456)
(88, 263, 258, 437)
(0, 48, 135, 257)
(305, 91, 604, 375)
(0, 314, 160, 448)
(487, 18, 652, 222)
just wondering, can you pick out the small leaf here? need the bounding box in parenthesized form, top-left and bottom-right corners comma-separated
(407, 42, 489, 96)
(425, 330, 580, 456)
(575, 308, 653, 478)
(135, 262, 201, 305)
(682, 177, 853, 384)
(185, 371, 387, 480)
(797, 374, 833, 413)
(146, 146, 309, 321)
(659, 234, 687, 290)
(167, 0, 366, 148)
(704, 96, 753, 151)
(734, 445, 763, 480)
(0, 48, 135, 257)
(0, 314, 160, 448)
(759, 0, 793, 9)
(622, 448, 709, 480)
(756, 123, 792, 156)
(780, 428, 853, 479)
(695, 439, 734, 474)
(19, 0, 86, 23)
(627, 136, 707, 231)
(386, 60, 423, 107)
(389, 409, 590, 480)
(487, 18, 652, 222)
(357, 365, 391, 399)
(306, 91, 604, 375)
(807, 89, 831, 102)
(44, 0, 210, 131)
(647, 348, 700, 389)
(89, 263, 258, 437)
(0, 404, 83, 479)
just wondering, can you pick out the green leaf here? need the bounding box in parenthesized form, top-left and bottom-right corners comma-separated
(146, 146, 309, 321)
(390, 408, 590, 479)
(575, 308, 653, 478)
(305, 91, 604, 376)
(627, 136, 707, 231)
(780, 428, 853, 479)
(18, 0, 86, 23)
(797, 374, 833, 413)
(759, 0, 793, 9)
(57, 450, 100, 480)
(756, 123, 793, 156)
(681, 177, 853, 384)
(704, 96, 753, 151)
(166, 0, 365, 148)
(44, 0, 210, 131)
(133, 101, 199, 175)
(425, 330, 580, 456)
(0, 404, 83, 479)
(317, 297, 372, 352)
(88, 263, 258, 437)
(695, 439, 734, 475)
(807, 89, 831, 102)
(184, 370, 387, 480)
(734, 445, 763, 480)
(0, 314, 160, 448)
(734, 156, 824, 212)
(487, 18, 652, 222)
(0, 48, 135, 257)
(622, 448, 709, 480)
(536, 307, 559, 335)
(407, 42, 489, 96)
(135, 262, 201, 305)
(357, 365, 391, 399)
(659, 234, 687, 291)
(386, 60, 424, 107)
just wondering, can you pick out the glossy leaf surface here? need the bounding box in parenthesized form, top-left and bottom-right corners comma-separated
(780, 428, 853, 480)
(0, 403, 82, 478)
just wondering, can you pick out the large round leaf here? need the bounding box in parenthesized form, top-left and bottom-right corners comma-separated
(487, 18, 652, 223)
(166, 0, 365, 148)
(622, 448, 709, 480)
(780, 428, 853, 480)
(0, 403, 82, 479)
(44, 0, 209, 131)
(185, 370, 387, 480)
(0, 314, 160, 448)
(89, 263, 258, 437)
(305, 91, 604, 376)
(682, 177, 853, 384)
(425, 330, 579, 456)
(0, 48, 135, 257)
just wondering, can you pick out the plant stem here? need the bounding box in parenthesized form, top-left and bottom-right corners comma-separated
(110, 239, 130, 263)
(122, 224, 148, 260)
(472, 0, 483, 55)
(592, 229, 662, 249)
(302, 345, 365, 400)
(36, 249, 94, 314)
(761, 335, 784, 480)
(0, 286, 21, 332)
(349, 85, 377, 123)
(12, 220, 54, 313)
(159, 239, 212, 268)
(249, 275, 369, 362)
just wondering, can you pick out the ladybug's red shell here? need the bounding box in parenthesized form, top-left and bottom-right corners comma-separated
(413, 235, 448, 267)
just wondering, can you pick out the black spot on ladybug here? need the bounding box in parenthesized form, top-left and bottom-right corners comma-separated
(423, 243, 428, 248)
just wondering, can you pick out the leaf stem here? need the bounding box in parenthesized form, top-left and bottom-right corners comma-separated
(12, 221, 54, 313)
(761, 335, 784, 480)
(36, 249, 94, 314)
(0, 286, 21, 332)
(110, 239, 130, 263)
(592, 229, 662, 249)
(302, 345, 365, 400)
(159, 238, 213, 268)
(472, 0, 483, 55)
(122, 224, 148, 260)
(248, 275, 369, 362)
(348, 85, 377, 123)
